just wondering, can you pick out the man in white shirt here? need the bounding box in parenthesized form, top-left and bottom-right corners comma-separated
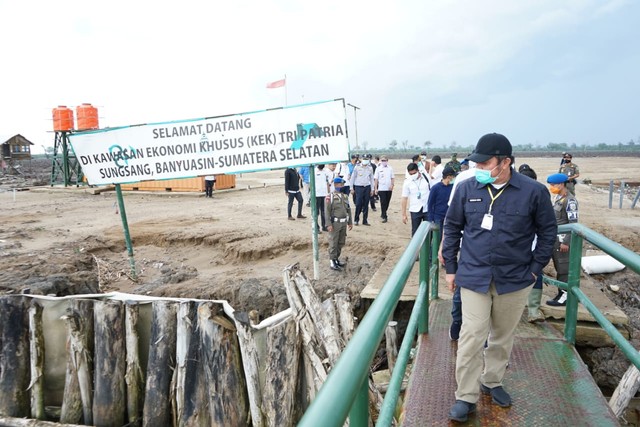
(430, 155, 444, 184)
(314, 164, 331, 231)
(401, 162, 431, 236)
(374, 155, 395, 223)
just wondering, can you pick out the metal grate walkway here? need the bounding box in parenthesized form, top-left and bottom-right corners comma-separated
(402, 299, 619, 426)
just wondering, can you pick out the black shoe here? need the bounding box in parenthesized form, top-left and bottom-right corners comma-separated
(330, 260, 342, 271)
(322, 227, 329, 232)
(480, 384, 512, 407)
(449, 321, 462, 341)
(354, 221, 359, 226)
(546, 290, 567, 307)
(381, 218, 388, 223)
(371, 207, 377, 211)
(363, 222, 370, 226)
(336, 259, 345, 267)
(449, 400, 476, 422)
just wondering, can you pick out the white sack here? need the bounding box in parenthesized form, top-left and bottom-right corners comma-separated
(581, 255, 626, 274)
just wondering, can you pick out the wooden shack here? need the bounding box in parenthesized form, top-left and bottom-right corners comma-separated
(121, 174, 236, 192)
(1, 134, 33, 162)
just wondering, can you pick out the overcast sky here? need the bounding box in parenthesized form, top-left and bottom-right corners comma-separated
(1, 0, 638, 153)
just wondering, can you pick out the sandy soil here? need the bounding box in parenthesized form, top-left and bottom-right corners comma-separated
(1, 157, 639, 322)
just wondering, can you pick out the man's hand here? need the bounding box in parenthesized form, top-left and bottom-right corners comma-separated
(402, 213, 408, 224)
(327, 225, 333, 232)
(351, 189, 355, 195)
(560, 243, 569, 252)
(446, 274, 456, 293)
(438, 245, 445, 266)
(348, 224, 353, 231)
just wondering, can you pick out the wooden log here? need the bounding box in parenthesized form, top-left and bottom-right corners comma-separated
(142, 301, 177, 427)
(283, 266, 328, 393)
(289, 266, 341, 364)
(233, 310, 264, 427)
(179, 302, 211, 427)
(385, 321, 398, 375)
(0, 296, 30, 417)
(262, 316, 300, 427)
(334, 293, 355, 348)
(198, 301, 249, 427)
(28, 300, 45, 420)
(93, 300, 126, 427)
(0, 416, 88, 426)
(172, 301, 195, 426)
(60, 300, 95, 425)
(124, 301, 144, 425)
(609, 364, 640, 418)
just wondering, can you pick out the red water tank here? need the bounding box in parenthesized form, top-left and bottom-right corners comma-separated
(52, 106, 74, 132)
(76, 103, 99, 130)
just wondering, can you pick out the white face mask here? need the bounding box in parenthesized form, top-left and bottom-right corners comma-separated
(411, 173, 420, 181)
(362, 160, 370, 165)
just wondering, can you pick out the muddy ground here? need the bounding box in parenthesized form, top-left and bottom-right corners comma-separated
(1, 156, 639, 392)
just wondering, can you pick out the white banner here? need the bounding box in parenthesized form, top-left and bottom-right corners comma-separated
(69, 99, 350, 185)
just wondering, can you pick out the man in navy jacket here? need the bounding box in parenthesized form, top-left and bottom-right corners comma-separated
(443, 133, 557, 422)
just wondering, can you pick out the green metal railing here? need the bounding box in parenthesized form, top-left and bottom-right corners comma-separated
(298, 222, 439, 427)
(299, 222, 640, 427)
(545, 223, 640, 369)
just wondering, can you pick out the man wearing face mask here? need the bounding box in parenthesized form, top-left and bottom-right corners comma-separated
(401, 162, 432, 236)
(374, 155, 395, 223)
(545, 173, 579, 307)
(443, 133, 557, 422)
(350, 154, 375, 226)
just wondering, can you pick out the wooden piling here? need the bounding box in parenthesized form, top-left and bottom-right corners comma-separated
(125, 301, 144, 425)
(234, 310, 264, 427)
(93, 300, 126, 427)
(60, 300, 95, 425)
(28, 301, 45, 420)
(198, 302, 249, 427)
(142, 301, 177, 427)
(385, 321, 398, 374)
(262, 316, 300, 427)
(0, 296, 30, 417)
(173, 301, 196, 426)
(335, 293, 355, 347)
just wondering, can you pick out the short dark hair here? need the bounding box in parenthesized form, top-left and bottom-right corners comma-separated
(407, 162, 419, 172)
(520, 169, 537, 180)
(411, 154, 420, 162)
(432, 155, 441, 164)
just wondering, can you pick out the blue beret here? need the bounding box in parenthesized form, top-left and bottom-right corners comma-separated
(547, 173, 569, 184)
(333, 177, 345, 184)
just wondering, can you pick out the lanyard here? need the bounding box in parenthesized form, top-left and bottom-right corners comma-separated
(487, 185, 508, 214)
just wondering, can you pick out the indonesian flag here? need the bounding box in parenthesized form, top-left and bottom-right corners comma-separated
(266, 78, 286, 89)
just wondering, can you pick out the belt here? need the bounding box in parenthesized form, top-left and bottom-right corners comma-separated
(333, 218, 348, 223)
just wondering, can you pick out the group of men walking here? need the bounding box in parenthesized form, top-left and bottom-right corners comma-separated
(283, 134, 582, 423)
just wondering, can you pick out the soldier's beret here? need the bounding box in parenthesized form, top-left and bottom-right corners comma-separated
(547, 173, 569, 184)
(334, 177, 345, 184)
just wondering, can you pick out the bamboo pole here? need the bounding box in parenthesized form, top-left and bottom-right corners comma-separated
(142, 301, 177, 427)
(233, 310, 264, 427)
(0, 416, 88, 427)
(0, 296, 30, 417)
(334, 293, 355, 347)
(28, 301, 45, 420)
(385, 321, 398, 375)
(262, 317, 300, 427)
(125, 301, 144, 425)
(60, 300, 94, 425)
(198, 302, 249, 427)
(93, 300, 126, 427)
(609, 364, 640, 417)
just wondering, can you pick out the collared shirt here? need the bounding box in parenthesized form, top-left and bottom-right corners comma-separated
(443, 171, 557, 294)
(374, 164, 395, 191)
(297, 166, 311, 184)
(350, 164, 374, 187)
(431, 164, 444, 184)
(314, 168, 331, 197)
(402, 174, 431, 212)
(554, 193, 579, 244)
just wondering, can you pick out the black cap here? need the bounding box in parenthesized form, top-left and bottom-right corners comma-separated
(467, 133, 512, 163)
(351, 154, 357, 159)
(518, 163, 531, 173)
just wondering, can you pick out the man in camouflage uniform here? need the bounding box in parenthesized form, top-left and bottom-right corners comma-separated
(559, 153, 580, 195)
(445, 153, 462, 173)
(324, 177, 353, 271)
(545, 173, 579, 307)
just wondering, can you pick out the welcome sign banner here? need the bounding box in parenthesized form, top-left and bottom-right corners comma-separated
(69, 99, 350, 186)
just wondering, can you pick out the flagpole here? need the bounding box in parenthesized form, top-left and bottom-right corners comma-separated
(284, 74, 288, 106)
